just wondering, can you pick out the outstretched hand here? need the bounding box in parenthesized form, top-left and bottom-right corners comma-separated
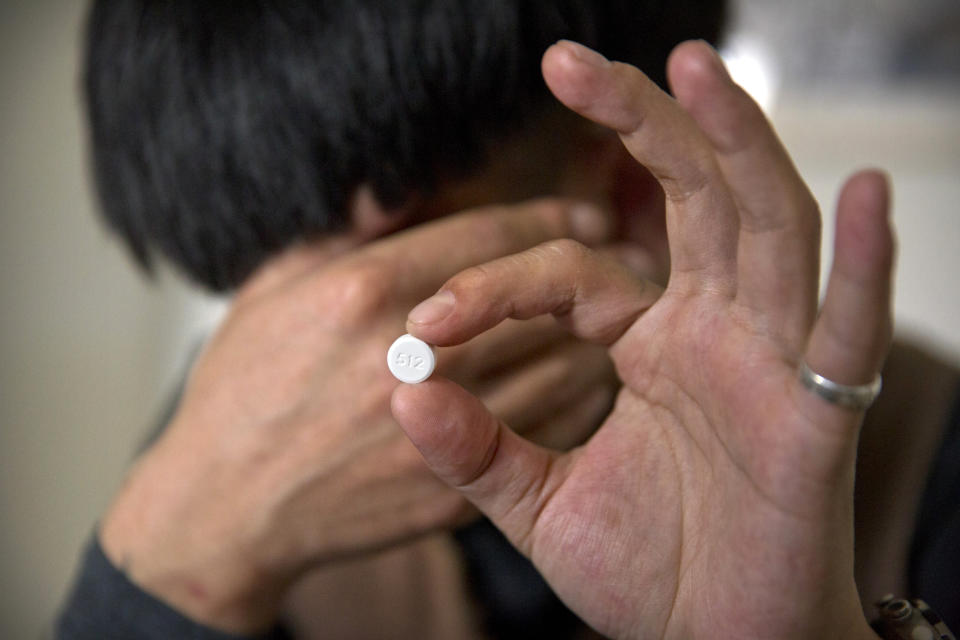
(392, 40, 892, 640)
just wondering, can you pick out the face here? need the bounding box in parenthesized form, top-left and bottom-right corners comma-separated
(398, 111, 671, 286)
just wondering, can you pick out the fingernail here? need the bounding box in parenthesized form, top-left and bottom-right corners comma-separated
(409, 290, 455, 325)
(559, 40, 610, 68)
(570, 204, 610, 245)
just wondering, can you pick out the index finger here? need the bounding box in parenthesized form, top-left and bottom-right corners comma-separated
(406, 239, 662, 348)
(355, 198, 611, 298)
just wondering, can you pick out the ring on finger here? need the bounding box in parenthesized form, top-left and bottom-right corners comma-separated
(798, 361, 882, 411)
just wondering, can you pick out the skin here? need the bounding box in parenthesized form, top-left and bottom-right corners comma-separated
(93, 34, 953, 639)
(283, 532, 487, 639)
(99, 198, 624, 633)
(392, 40, 892, 639)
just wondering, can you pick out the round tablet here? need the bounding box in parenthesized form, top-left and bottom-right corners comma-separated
(387, 334, 437, 383)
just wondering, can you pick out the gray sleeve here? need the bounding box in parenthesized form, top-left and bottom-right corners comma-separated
(55, 534, 291, 640)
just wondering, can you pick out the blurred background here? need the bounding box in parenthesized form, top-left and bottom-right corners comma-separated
(1, 0, 957, 637)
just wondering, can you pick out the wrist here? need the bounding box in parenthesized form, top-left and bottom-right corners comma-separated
(860, 627, 882, 640)
(827, 604, 880, 640)
(99, 446, 288, 634)
(836, 598, 882, 640)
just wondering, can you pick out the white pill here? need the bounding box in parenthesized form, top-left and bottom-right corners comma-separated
(387, 334, 437, 384)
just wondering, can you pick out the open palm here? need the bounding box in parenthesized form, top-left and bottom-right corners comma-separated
(393, 40, 891, 640)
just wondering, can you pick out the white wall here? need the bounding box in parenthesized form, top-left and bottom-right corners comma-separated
(0, 2, 957, 639)
(773, 88, 960, 364)
(0, 2, 220, 637)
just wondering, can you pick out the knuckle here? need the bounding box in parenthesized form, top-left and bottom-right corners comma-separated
(462, 210, 518, 250)
(661, 162, 713, 205)
(313, 262, 392, 328)
(443, 263, 492, 297)
(536, 237, 590, 262)
(470, 199, 569, 248)
(521, 199, 572, 242)
(527, 197, 569, 226)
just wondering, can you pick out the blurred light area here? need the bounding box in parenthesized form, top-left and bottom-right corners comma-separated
(725, 0, 959, 90)
(720, 37, 778, 112)
(724, 0, 960, 363)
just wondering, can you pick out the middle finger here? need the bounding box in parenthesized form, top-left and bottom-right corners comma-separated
(542, 40, 739, 295)
(668, 41, 821, 346)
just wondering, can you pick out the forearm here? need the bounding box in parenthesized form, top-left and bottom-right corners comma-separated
(56, 535, 289, 640)
(96, 438, 289, 635)
(283, 533, 485, 640)
(95, 437, 483, 639)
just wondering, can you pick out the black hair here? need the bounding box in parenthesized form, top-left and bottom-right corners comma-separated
(84, 0, 726, 290)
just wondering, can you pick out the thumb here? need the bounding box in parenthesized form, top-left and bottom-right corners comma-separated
(391, 378, 564, 554)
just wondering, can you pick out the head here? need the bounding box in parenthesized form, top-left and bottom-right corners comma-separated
(84, 0, 727, 291)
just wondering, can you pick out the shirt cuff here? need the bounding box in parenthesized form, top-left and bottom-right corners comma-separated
(55, 533, 291, 640)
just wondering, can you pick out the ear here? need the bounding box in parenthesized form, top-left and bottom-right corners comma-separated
(347, 184, 415, 242)
(558, 127, 622, 201)
(558, 130, 669, 284)
(610, 145, 665, 229)
(609, 144, 671, 285)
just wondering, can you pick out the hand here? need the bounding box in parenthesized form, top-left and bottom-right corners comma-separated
(391, 41, 892, 640)
(99, 198, 619, 633)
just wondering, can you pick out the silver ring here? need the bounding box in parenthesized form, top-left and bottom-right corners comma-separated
(798, 361, 882, 411)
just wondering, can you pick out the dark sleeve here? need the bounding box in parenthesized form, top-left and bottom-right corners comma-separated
(910, 389, 960, 629)
(454, 518, 583, 640)
(56, 535, 291, 640)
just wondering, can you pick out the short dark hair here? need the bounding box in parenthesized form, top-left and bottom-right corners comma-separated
(84, 1, 726, 290)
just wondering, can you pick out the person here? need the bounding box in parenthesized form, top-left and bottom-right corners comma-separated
(59, 3, 726, 638)
(391, 39, 892, 639)
(392, 41, 960, 638)
(56, 1, 959, 639)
